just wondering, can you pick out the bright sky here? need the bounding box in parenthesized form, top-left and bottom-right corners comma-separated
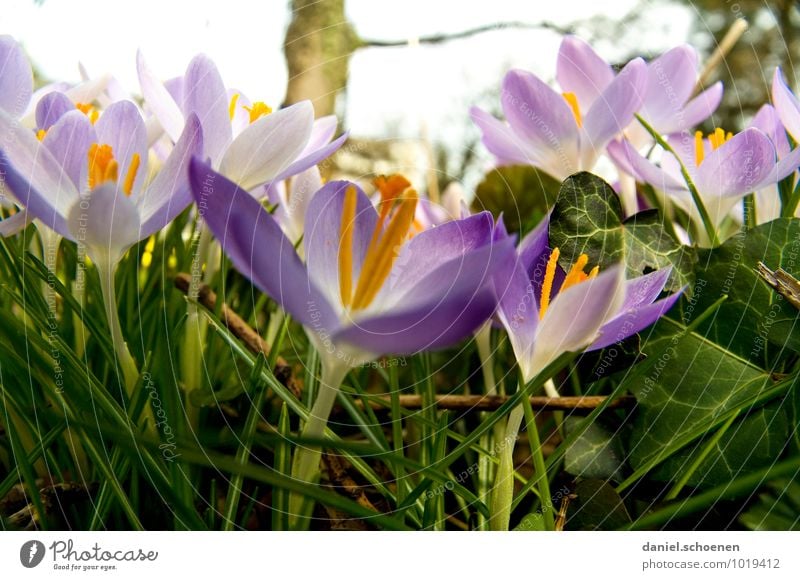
(3, 0, 693, 186)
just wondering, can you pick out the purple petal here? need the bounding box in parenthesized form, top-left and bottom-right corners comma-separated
(556, 36, 614, 110)
(190, 158, 337, 330)
(518, 214, 551, 277)
(41, 110, 95, 188)
(619, 267, 671, 311)
(607, 139, 688, 194)
(469, 106, 541, 166)
(0, 209, 31, 236)
(219, 101, 314, 190)
(0, 35, 33, 117)
(35, 91, 73, 130)
(304, 115, 338, 154)
(678, 82, 723, 132)
(773, 67, 800, 142)
(501, 69, 580, 176)
(583, 58, 647, 152)
(383, 212, 496, 303)
(531, 265, 626, 372)
(642, 45, 698, 132)
(695, 128, 777, 197)
(183, 54, 231, 165)
(590, 288, 682, 350)
(138, 114, 204, 238)
(270, 130, 347, 184)
(751, 104, 791, 158)
(494, 246, 540, 364)
(94, 100, 148, 196)
(335, 237, 513, 354)
(137, 50, 185, 143)
(303, 180, 377, 311)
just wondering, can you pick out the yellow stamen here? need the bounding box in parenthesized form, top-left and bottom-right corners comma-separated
(88, 143, 118, 189)
(351, 191, 418, 310)
(229, 93, 240, 121)
(560, 253, 590, 293)
(338, 186, 357, 308)
(562, 92, 582, 128)
(36, 129, 47, 141)
(694, 130, 705, 166)
(370, 174, 412, 246)
(539, 247, 560, 320)
(123, 153, 141, 196)
(76, 102, 99, 124)
(243, 101, 273, 124)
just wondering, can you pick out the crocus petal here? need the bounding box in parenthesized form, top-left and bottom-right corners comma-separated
(0, 209, 31, 236)
(381, 212, 497, 305)
(775, 145, 800, 182)
(608, 139, 688, 194)
(0, 35, 33, 117)
(590, 289, 682, 350)
(270, 130, 347, 184)
(502, 69, 580, 176)
(0, 150, 71, 238)
(677, 81, 723, 132)
(138, 114, 203, 238)
(281, 165, 322, 242)
(469, 106, 541, 166)
(304, 115, 338, 154)
(189, 158, 337, 330)
(66, 183, 141, 266)
(641, 45, 698, 131)
(336, 237, 513, 354)
(41, 110, 95, 188)
(219, 101, 314, 190)
(494, 249, 540, 367)
(94, 100, 148, 196)
(517, 214, 551, 276)
(773, 67, 800, 142)
(35, 91, 73, 130)
(583, 58, 647, 153)
(695, 128, 777, 197)
(619, 267, 671, 311)
(530, 264, 625, 375)
(0, 109, 80, 216)
(182, 54, 231, 166)
(303, 180, 377, 312)
(751, 104, 791, 158)
(556, 35, 614, 110)
(64, 74, 111, 106)
(137, 50, 185, 143)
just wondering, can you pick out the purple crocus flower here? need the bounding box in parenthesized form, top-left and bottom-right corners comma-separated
(0, 35, 33, 119)
(138, 52, 345, 191)
(610, 126, 800, 244)
(494, 215, 682, 386)
(189, 157, 513, 497)
(470, 37, 647, 182)
(773, 67, 800, 144)
(489, 214, 681, 530)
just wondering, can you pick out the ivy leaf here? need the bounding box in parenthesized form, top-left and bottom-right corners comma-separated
(566, 479, 631, 531)
(550, 172, 695, 292)
(472, 165, 559, 234)
(564, 418, 625, 480)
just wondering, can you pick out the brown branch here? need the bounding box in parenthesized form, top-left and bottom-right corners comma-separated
(359, 21, 572, 48)
(345, 394, 634, 414)
(173, 273, 301, 399)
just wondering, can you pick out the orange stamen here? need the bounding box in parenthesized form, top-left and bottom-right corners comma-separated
(539, 247, 560, 320)
(338, 186, 357, 308)
(562, 92, 582, 128)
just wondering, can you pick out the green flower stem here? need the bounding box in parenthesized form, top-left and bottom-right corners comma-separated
(521, 388, 554, 531)
(475, 321, 503, 530)
(289, 357, 350, 528)
(96, 260, 138, 396)
(636, 114, 720, 247)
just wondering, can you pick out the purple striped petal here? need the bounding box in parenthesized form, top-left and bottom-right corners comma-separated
(608, 139, 688, 194)
(494, 246, 540, 365)
(619, 267, 671, 311)
(41, 110, 95, 189)
(35, 91, 73, 130)
(0, 35, 32, 117)
(677, 82, 723, 132)
(556, 36, 614, 110)
(751, 104, 791, 158)
(469, 106, 540, 166)
(94, 101, 148, 197)
(590, 288, 682, 350)
(189, 157, 336, 330)
(303, 180, 377, 311)
(270, 130, 347, 184)
(335, 236, 513, 354)
(138, 114, 203, 238)
(642, 45, 698, 132)
(695, 128, 777, 197)
(502, 69, 580, 176)
(183, 54, 231, 166)
(219, 101, 314, 190)
(773, 67, 800, 142)
(583, 58, 647, 152)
